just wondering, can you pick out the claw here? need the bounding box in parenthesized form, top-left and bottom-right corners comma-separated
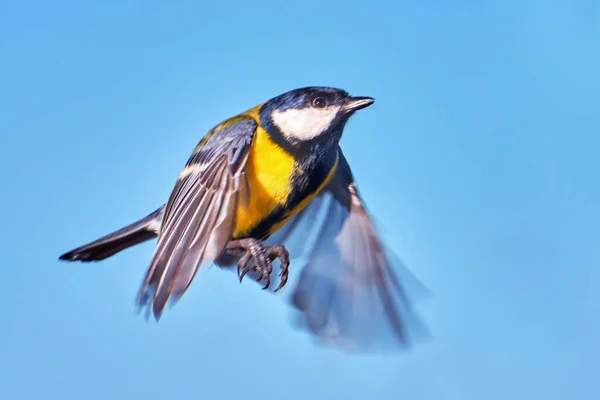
(262, 278, 270, 290)
(274, 273, 287, 293)
(239, 266, 250, 283)
(237, 252, 252, 282)
(270, 245, 290, 293)
(226, 239, 290, 291)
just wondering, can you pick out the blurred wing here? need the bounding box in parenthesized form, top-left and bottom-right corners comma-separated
(266, 148, 427, 351)
(138, 118, 256, 319)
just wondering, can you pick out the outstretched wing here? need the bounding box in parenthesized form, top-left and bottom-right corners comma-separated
(138, 118, 256, 319)
(265, 148, 428, 352)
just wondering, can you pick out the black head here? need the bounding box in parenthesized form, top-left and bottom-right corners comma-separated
(259, 86, 374, 146)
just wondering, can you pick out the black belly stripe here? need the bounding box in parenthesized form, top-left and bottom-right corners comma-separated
(244, 148, 338, 241)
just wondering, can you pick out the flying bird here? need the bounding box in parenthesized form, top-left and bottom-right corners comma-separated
(59, 87, 426, 351)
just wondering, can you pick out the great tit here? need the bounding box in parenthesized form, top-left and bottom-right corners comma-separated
(59, 86, 424, 351)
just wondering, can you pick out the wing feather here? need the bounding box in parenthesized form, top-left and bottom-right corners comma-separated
(137, 119, 256, 319)
(265, 148, 428, 351)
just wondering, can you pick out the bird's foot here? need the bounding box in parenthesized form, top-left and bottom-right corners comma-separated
(225, 239, 290, 292)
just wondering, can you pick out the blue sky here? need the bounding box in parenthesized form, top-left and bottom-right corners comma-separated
(1, 0, 598, 399)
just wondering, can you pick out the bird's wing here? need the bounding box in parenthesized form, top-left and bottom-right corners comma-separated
(138, 118, 256, 319)
(264, 147, 428, 352)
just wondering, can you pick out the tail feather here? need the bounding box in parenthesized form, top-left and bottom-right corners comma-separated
(59, 206, 165, 262)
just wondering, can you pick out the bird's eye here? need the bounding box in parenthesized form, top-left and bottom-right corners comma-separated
(312, 97, 327, 108)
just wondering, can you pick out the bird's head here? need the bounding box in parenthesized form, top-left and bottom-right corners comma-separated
(260, 87, 374, 148)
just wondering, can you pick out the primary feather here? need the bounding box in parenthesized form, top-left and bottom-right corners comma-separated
(263, 149, 426, 351)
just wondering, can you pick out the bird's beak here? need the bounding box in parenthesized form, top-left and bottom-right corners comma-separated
(343, 96, 375, 113)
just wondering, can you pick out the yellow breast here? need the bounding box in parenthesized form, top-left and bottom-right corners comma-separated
(232, 124, 296, 238)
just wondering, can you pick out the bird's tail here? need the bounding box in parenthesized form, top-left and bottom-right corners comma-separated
(59, 205, 165, 262)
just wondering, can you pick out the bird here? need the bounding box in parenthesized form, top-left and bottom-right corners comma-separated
(59, 86, 426, 351)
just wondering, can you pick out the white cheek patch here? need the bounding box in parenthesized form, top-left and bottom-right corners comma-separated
(271, 106, 340, 141)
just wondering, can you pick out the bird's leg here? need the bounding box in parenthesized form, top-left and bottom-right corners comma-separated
(225, 239, 290, 292)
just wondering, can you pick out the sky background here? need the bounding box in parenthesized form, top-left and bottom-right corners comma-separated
(1, 1, 599, 399)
